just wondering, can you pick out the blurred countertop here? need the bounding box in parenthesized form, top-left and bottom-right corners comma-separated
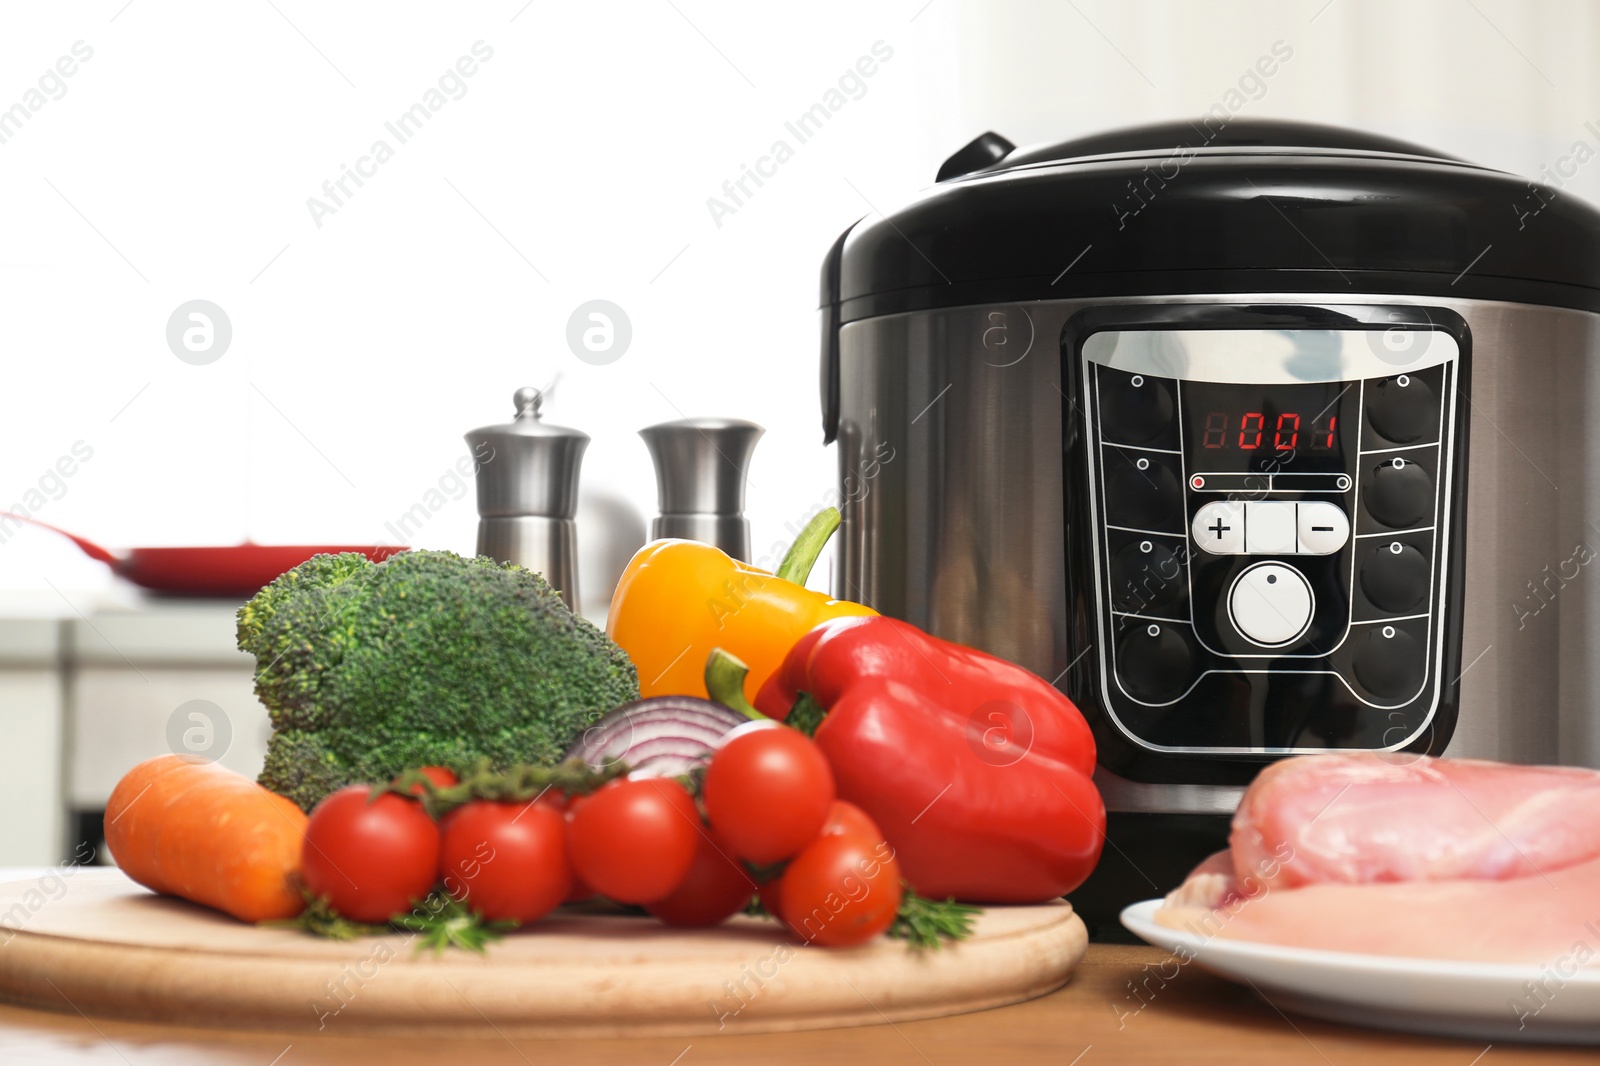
(0, 935, 1589, 1065)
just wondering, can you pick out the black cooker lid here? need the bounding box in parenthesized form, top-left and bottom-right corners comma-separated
(827, 118, 1600, 316)
(943, 119, 1463, 176)
(819, 118, 1600, 441)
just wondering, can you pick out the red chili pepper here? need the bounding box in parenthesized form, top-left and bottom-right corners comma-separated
(753, 615, 1105, 904)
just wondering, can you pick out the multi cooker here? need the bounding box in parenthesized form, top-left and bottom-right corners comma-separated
(818, 119, 1600, 922)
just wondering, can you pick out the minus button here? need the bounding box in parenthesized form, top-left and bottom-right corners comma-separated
(1296, 501, 1351, 555)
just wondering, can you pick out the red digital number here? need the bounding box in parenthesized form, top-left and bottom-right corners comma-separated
(1238, 412, 1264, 449)
(1274, 413, 1300, 451)
(1307, 413, 1338, 449)
(1202, 412, 1227, 449)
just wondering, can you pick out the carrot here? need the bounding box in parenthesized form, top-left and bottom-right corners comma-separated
(104, 754, 308, 923)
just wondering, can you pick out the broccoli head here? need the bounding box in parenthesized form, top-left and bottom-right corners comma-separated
(238, 550, 640, 811)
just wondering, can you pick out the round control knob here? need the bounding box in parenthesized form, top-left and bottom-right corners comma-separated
(1105, 455, 1182, 529)
(1115, 622, 1193, 703)
(1365, 456, 1432, 528)
(1110, 540, 1184, 613)
(1103, 375, 1174, 444)
(1366, 373, 1438, 445)
(1360, 541, 1430, 613)
(1353, 625, 1425, 699)
(1228, 562, 1314, 647)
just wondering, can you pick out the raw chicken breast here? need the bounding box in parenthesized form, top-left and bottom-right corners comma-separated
(1154, 753, 1600, 964)
(1231, 753, 1600, 888)
(1156, 849, 1600, 966)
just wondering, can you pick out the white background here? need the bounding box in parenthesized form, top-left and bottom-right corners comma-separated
(1, 0, 1596, 615)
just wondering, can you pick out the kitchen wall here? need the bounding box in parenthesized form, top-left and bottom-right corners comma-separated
(946, 0, 1600, 181)
(0, 0, 951, 616)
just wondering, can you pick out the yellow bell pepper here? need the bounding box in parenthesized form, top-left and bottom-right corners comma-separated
(607, 508, 876, 702)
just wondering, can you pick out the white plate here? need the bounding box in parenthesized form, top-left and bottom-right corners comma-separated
(1121, 899, 1600, 1045)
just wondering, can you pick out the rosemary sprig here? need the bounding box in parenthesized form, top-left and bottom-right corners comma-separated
(889, 889, 981, 949)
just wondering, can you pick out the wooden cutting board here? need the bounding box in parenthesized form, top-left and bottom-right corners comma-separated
(0, 869, 1087, 1037)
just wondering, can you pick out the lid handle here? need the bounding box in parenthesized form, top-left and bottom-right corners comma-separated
(513, 386, 544, 420)
(935, 131, 1016, 182)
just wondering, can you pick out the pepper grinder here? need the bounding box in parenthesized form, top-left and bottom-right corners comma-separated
(465, 387, 588, 610)
(639, 418, 764, 561)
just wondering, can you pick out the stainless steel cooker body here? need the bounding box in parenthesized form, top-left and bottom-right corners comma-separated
(832, 293, 1600, 813)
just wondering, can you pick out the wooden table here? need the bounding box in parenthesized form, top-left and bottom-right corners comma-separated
(0, 944, 1590, 1064)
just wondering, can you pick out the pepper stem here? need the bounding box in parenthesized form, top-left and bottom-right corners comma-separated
(705, 648, 767, 720)
(786, 693, 826, 737)
(775, 507, 842, 585)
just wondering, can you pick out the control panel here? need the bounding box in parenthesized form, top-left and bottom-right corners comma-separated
(1072, 320, 1463, 757)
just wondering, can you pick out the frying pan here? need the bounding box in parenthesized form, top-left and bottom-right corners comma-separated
(3, 514, 406, 598)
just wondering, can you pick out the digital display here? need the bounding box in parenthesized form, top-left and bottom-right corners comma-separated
(1181, 381, 1353, 473)
(1198, 410, 1338, 451)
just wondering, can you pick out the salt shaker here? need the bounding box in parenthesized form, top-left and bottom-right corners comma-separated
(465, 387, 588, 610)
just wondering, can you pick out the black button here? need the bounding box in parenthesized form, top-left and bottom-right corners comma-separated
(1364, 456, 1432, 528)
(1110, 540, 1185, 613)
(1116, 623, 1193, 703)
(1360, 541, 1430, 613)
(1366, 374, 1438, 445)
(1102, 375, 1174, 445)
(1353, 626, 1425, 699)
(1105, 452, 1182, 530)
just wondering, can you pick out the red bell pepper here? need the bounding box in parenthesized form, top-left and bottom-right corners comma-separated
(753, 614, 1105, 904)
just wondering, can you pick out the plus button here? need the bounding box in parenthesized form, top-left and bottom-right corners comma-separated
(1191, 500, 1246, 555)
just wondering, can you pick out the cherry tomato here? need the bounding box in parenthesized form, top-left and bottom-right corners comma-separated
(395, 766, 458, 797)
(756, 875, 786, 925)
(759, 805, 881, 926)
(420, 766, 459, 788)
(778, 833, 902, 947)
(645, 829, 756, 927)
(566, 778, 700, 904)
(302, 786, 440, 924)
(564, 874, 597, 903)
(703, 727, 834, 864)
(439, 800, 571, 924)
(819, 800, 882, 842)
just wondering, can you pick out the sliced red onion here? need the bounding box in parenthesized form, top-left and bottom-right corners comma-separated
(715, 718, 783, 748)
(565, 697, 750, 779)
